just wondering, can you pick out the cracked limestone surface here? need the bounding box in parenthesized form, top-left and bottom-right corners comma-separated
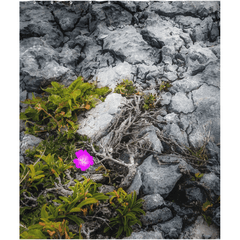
(20, 1, 220, 235)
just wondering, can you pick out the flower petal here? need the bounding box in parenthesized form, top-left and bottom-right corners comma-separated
(75, 150, 83, 158)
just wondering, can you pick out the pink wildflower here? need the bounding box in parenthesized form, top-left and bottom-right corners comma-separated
(73, 149, 94, 171)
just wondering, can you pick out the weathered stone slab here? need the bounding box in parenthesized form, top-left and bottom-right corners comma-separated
(103, 26, 160, 65)
(128, 154, 195, 198)
(77, 93, 126, 139)
(189, 84, 220, 147)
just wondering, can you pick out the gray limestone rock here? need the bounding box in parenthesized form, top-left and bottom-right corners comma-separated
(141, 207, 173, 226)
(128, 154, 195, 198)
(124, 230, 164, 239)
(149, 1, 220, 18)
(185, 187, 207, 204)
(153, 215, 183, 239)
(210, 22, 220, 42)
(164, 113, 180, 124)
(93, 62, 137, 90)
(172, 203, 194, 220)
(170, 75, 202, 94)
(186, 43, 218, 76)
(200, 172, 220, 201)
(20, 134, 42, 156)
(169, 92, 195, 114)
(142, 14, 187, 51)
(52, 8, 80, 32)
(58, 45, 81, 70)
(142, 194, 165, 212)
(137, 64, 161, 82)
(163, 123, 190, 148)
(77, 93, 126, 140)
(92, 3, 132, 28)
(200, 60, 220, 88)
(212, 206, 220, 227)
(137, 125, 164, 153)
(179, 215, 220, 239)
(20, 2, 64, 48)
(189, 84, 220, 147)
(20, 37, 70, 92)
(103, 26, 160, 65)
(205, 141, 220, 162)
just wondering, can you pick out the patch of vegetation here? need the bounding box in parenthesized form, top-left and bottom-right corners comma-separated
(114, 79, 138, 97)
(143, 93, 156, 110)
(20, 77, 145, 239)
(20, 77, 111, 139)
(104, 188, 145, 238)
(186, 145, 208, 165)
(159, 80, 172, 92)
(191, 172, 204, 181)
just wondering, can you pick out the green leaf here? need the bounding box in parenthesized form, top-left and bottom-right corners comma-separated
(76, 198, 98, 209)
(68, 99, 72, 110)
(116, 225, 123, 238)
(20, 112, 29, 120)
(66, 215, 84, 226)
(70, 89, 82, 103)
(104, 226, 110, 233)
(33, 174, 45, 180)
(20, 229, 46, 239)
(91, 193, 109, 201)
(69, 207, 82, 213)
(116, 209, 123, 215)
(28, 164, 35, 178)
(41, 204, 49, 219)
(67, 77, 83, 93)
(59, 196, 71, 204)
(48, 95, 62, 105)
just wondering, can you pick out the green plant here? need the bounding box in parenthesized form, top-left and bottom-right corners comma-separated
(20, 175, 109, 238)
(104, 189, 145, 238)
(114, 79, 137, 97)
(20, 77, 111, 138)
(202, 214, 212, 227)
(159, 81, 172, 92)
(186, 145, 208, 165)
(143, 93, 156, 110)
(191, 172, 204, 181)
(20, 219, 75, 239)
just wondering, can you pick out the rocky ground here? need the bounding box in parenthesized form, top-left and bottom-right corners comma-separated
(20, 1, 220, 239)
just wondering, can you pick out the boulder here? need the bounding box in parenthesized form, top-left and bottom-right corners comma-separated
(169, 92, 195, 114)
(189, 84, 220, 147)
(185, 187, 207, 204)
(93, 62, 137, 90)
(20, 2, 64, 48)
(20, 37, 70, 92)
(92, 3, 132, 27)
(153, 215, 183, 239)
(103, 26, 160, 65)
(200, 172, 220, 201)
(52, 7, 80, 32)
(141, 207, 173, 226)
(142, 194, 165, 212)
(77, 93, 126, 140)
(128, 154, 195, 198)
(137, 125, 164, 153)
